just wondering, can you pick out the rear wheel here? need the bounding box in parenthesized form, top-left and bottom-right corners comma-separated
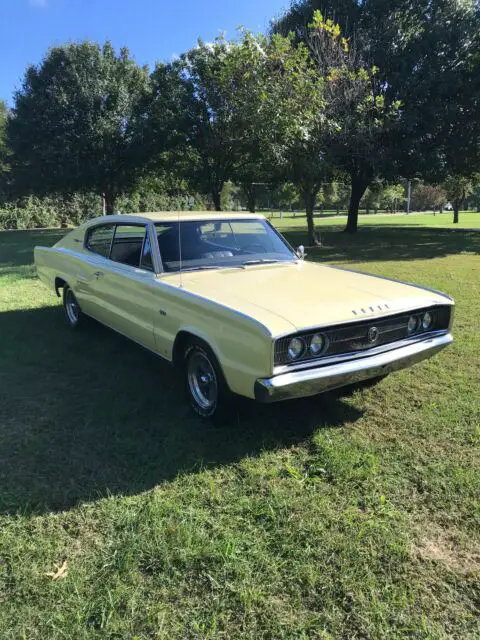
(184, 341, 232, 423)
(63, 285, 83, 329)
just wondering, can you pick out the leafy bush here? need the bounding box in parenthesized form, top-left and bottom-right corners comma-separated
(0, 194, 101, 230)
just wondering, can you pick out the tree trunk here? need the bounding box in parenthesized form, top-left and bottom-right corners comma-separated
(212, 190, 222, 212)
(304, 188, 320, 246)
(243, 184, 256, 213)
(345, 177, 369, 233)
(104, 190, 116, 215)
(453, 202, 460, 224)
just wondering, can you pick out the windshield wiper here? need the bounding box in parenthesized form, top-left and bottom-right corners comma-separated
(242, 259, 281, 266)
(179, 265, 223, 272)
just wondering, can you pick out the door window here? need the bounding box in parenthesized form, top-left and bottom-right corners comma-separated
(110, 225, 149, 268)
(85, 224, 115, 258)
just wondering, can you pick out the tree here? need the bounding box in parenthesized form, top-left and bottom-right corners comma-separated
(273, 0, 480, 232)
(8, 42, 150, 213)
(0, 101, 10, 198)
(148, 32, 326, 232)
(411, 184, 446, 213)
(361, 180, 383, 214)
(443, 176, 475, 224)
(305, 11, 400, 232)
(381, 184, 405, 214)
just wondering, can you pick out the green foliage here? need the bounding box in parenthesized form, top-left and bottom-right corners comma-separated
(0, 101, 9, 178)
(411, 184, 447, 212)
(443, 175, 476, 222)
(0, 194, 101, 230)
(273, 0, 480, 232)
(8, 42, 151, 213)
(381, 184, 406, 213)
(148, 32, 323, 213)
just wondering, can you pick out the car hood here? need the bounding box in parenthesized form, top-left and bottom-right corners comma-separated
(170, 261, 452, 337)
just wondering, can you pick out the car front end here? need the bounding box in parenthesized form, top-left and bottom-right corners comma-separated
(255, 301, 454, 402)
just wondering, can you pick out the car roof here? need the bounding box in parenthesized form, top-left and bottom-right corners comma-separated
(84, 211, 266, 226)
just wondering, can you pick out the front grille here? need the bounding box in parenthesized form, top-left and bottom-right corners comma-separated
(274, 305, 452, 366)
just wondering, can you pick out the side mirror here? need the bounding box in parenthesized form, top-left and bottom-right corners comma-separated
(296, 245, 305, 260)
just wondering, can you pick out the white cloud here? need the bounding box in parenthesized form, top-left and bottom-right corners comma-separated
(29, 0, 48, 7)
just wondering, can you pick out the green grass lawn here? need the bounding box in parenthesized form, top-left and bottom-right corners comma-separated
(270, 210, 480, 232)
(0, 226, 479, 638)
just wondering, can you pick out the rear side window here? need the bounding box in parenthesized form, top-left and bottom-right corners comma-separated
(85, 224, 115, 258)
(110, 224, 149, 269)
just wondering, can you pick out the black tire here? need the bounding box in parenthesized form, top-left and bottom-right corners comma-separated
(183, 340, 233, 424)
(62, 285, 83, 329)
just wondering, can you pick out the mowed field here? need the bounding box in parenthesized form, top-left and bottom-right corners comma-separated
(271, 210, 480, 232)
(0, 222, 479, 638)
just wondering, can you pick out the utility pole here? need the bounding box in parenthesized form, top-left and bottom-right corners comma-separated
(407, 180, 412, 214)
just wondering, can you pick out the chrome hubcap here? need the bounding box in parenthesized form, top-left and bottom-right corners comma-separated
(65, 290, 79, 325)
(187, 351, 218, 411)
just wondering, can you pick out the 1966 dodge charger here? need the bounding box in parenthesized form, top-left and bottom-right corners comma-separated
(35, 212, 454, 420)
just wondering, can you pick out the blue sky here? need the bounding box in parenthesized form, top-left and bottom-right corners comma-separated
(0, 0, 288, 104)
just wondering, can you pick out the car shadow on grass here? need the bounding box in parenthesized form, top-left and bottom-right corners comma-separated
(0, 306, 363, 514)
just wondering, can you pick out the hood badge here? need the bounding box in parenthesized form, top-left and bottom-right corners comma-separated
(352, 303, 390, 316)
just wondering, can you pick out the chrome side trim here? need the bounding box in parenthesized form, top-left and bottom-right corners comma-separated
(255, 333, 453, 403)
(272, 329, 449, 375)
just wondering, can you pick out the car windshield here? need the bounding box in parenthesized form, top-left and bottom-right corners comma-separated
(155, 218, 296, 272)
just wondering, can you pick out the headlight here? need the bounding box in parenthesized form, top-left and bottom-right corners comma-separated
(407, 316, 418, 335)
(422, 311, 433, 330)
(310, 333, 325, 356)
(288, 337, 305, 360)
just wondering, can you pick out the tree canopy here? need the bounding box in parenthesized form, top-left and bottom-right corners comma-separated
(3, 1, 480, 231)
(8, 41, 150, 213)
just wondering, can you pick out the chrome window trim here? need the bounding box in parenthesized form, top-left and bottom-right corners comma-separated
(147, 220, 163, 274)
(272, 329, 449, 376)
(152, 218, 297, 275)
(110, 222, 153, 270)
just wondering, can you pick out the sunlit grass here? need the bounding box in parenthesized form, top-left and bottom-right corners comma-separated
(0, 227, 478, 638)
(270, 209, 480, 231)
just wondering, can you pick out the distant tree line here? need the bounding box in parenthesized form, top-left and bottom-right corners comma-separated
(1, 0, 480, 243)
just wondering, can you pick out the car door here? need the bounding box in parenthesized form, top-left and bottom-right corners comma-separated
(89, 223, 159, 352)
(74, 223, 116, 317)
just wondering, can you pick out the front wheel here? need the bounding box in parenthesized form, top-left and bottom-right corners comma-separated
(184, 341, 232, 423)
(63, 285, 83, 329)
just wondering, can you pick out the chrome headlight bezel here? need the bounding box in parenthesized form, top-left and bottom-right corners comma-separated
(310, 333, 326, 356)
(422, 311, 433, 330)
(287, 337, 305, 361)
(407, 315, 419, 335)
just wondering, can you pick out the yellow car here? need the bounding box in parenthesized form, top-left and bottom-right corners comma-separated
(35, 212, 454, 421)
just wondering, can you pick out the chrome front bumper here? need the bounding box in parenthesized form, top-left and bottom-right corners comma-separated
(255, 333, 453, 403)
